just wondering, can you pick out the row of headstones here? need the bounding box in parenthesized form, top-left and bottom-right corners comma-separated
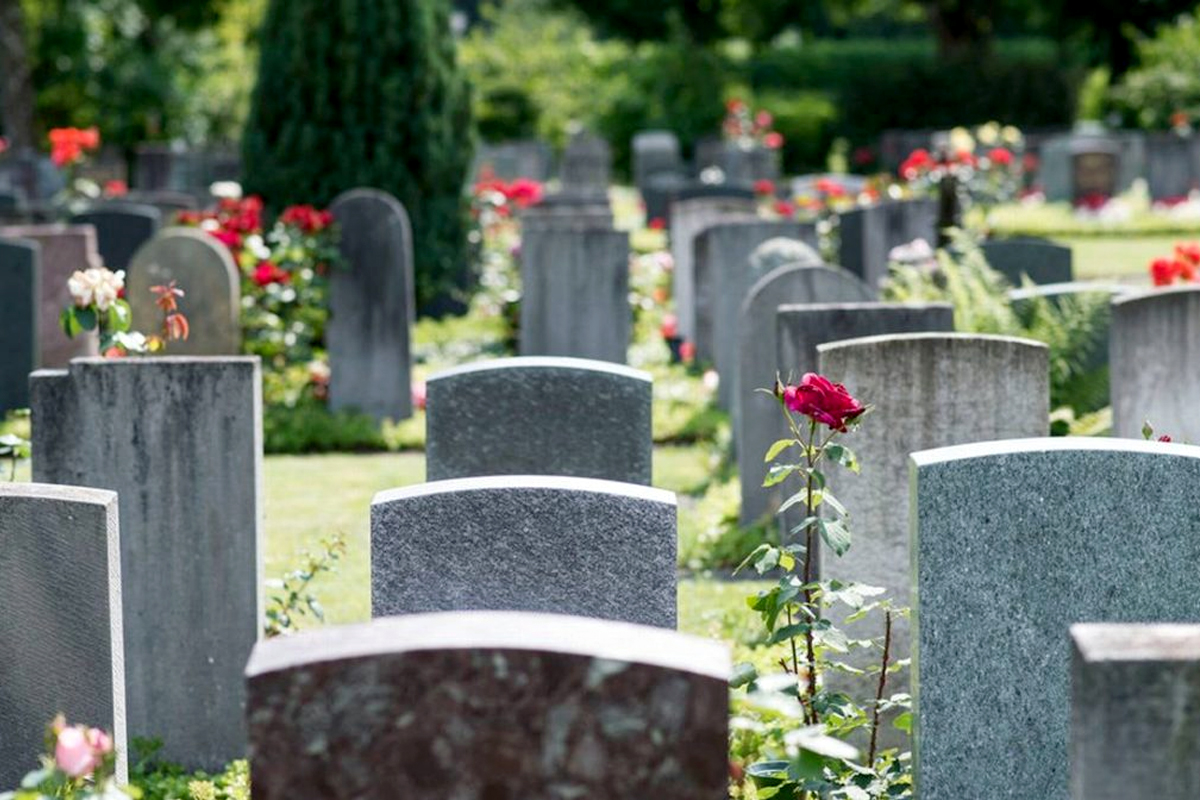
(1, 352, 671, 781)
(0, 188, 418, 421)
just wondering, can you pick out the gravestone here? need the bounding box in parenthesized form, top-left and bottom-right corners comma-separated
(720, 144, 781, 186)
(669, 192, 758, 340)
(1040, 130, 1145, 202)
(426, 357, 652, 484)
(910, 437, 1200, 800)
(560, 132, 611, 198)
(1070, 623, 1200, 800)
(791, 173, 868, 198)
(633, 130, 685, 222)
(692, 219, 815, 396)
(521, 197, 613, 231)
(736, 268, 875, 523)
(328, 188, 414, 421)
(753, 302, 955, 526)
(749, 237, 824, 275)
(981, 237, 1074, 286)
(126, 228, 241, 355)
(0, 238, 39, 412)
(134, 143, 177, 191)
(838, 199, 938, 289)
(519, 226, 631, 363)
(0, 483, 126, 786)
(817, 334, 1049, 709)
(72, 204, 162, 272)
(1071, 142, 1120, 202)
(472, 139, 553, 182)
(245, 611, 730, 799)
(1145, 134, 1199, 199)
(0, 224, 102, 367)
(119, 190, 198, 221)
(372, 476, 677, 627)
(30, 356, 262, 770)
(0, 149, 65, 203)
(0, 188, 26, 221)
(1111, 286, 1200, 442)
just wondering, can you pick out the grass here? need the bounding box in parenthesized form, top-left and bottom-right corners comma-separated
(1062, 235, 1171, 282)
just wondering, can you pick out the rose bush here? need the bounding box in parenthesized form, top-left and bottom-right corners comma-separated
(61, 268, 190, 356)
(1, 716, 131, 800)
(1148, 242, 1200, 286)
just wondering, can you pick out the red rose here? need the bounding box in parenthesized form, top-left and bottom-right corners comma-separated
(754, 179, 775, 196)
(814, 178, 846, 197)
(648, 217, 666, 231)
(773, 199, 795, 217)
(1160, 434, 1173, 442)
(1176, 243, 1200, 266)
(725, 98, 746, 114)
(506, 178, 544, 208)
(253, 261, 290, 287)
(755, 110, 774, 129)
(987, 147, 1013, 167)
(104, 179, 128, 197)
(1151, 258, 1177, 286)
(1177, 258, 1197, 282)
(783, 372, 865, 432)
(900, 148, 933, 181)
(680, 340, 696, 364)
(660, 314, 679, 339)
(762, 132, 784, 149)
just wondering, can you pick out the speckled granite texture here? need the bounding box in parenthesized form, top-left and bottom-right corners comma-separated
(245, 611, 730, 800)
(837, 199, 937, 288)
(371, 476, 677, 628)
(669, 194, 757, 340)
(426, 358, 652, 485)
(0, 483, 126, 785)
(981, 238, 1073, 286)
(1070, 624, 1200, 800)
(71, 203, 160, 272)
(910, 439, 1200, 800)
(1111, 286, 1200, 442)
(0, 237, 38, 412)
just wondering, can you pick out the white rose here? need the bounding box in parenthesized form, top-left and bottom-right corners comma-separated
(92, 269, 124, 311)
(67, 269, 99, 308)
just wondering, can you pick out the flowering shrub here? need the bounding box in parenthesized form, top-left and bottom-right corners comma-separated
(731, 375, 911, 798)
(1148, 242, 1200, 285)
(1, 716, 132, 799)
(264, 533, 347, 637)
(466, 174, 544, 340)
(899, 122, 1025, 215)
(48, 128, 100, 168)
(61, 268, 190, 356)
(723, 98, 784, 150)
(176, 197, 341, 380)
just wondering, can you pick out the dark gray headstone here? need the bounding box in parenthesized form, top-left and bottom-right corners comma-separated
(126, 228, 241, 355)
(838, 200, 938, 289)
(0, 238, 39, 412)
(519, 226, 631, 363)
(1071, 142, 1120, 201)
(1070, 623, 1200, 800)
(329, 188, 415, 421)
(472, 139, 554, 182)
(72, 204, 162, 272)
(735, 267, 875, 524)
(911, 437, 1200, 800)
(371, 476, 677, 627)
(0, 149, 65, 202)
(427, 357, 652, 484)
(757, 302, 955, 526)
(720, 144, 781, 186)
(981, 237, 1074, 285)
(1040, 130, 1145, 203)
(134, 143, 177, 191)
(246, 611, 730, 799)
(1145, 134, 1200, 199)
(692, 219, 816, 402)
(748, 237, 824, 275)
(0, 224, 102, 367)
(118, 191, 199, 221)
(31, 357, 262, 770)
(560, 132, 610, 198)
(633, 130, 685, 222)
(669, 193, 758, 340)
(0, 483, 126, 786)
(1111, 287, 1200, 441)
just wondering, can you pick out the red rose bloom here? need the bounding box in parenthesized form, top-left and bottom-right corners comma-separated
(253, 261, 290, 287)
(754, 179, 776, 196)
(783, 373, 865, 432)
(1151, 258, 1177, 286)
(648, 217, 666, 231)
(1176, 243, 1200, 265)
(987, 147, 1013, 167)
(505, 178, 544, 208)
(762, 132, 784, 149)
(900, 149, 934, 181)
(773, 199, 795, 217)
(814, 178, 846, 197)
(660, 314, 679, 339)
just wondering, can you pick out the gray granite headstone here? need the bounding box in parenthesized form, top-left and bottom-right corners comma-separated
(1145, 134, 1199, 199)
(749, 237, 824, 276)
(838, 200, 938, 289)
(752, 302, 955, 526)
(30, 357, 262, 770)
(791, 173, 868, 198)
(0, 483, 126, 786)
(1071, 143, 1120, 201)
(0, 238, 39, 412)
(71, 204, 162, 272)
(520, 200, 613, 231)
(329, 188, 415, 421)
(981, 237, 1074, 286)
(817, 334, 1049, 708)
(0, 224, 102, 367)
(692, 219, 816, 399)
(1111, 286, 1200, 441)
(720, 144, 781, 186)
(735, 268, 875, 523)
(1040, 130, 1145, 202)
(126, 228, 241, 355)
(117, 191, 198, 221)
(245, 611, 730, 799)
(560, 132, 611, 198)
(371, 476, 677, 627)
(519, 226, 631, 363)
(669, 193, 758, 340)
(471, 139, 553, 182)
(1070, 623, 1200, 800)
(426, 357, 652, 484)
(633, 130, 685, 222)
(910, 437, 1200, 800)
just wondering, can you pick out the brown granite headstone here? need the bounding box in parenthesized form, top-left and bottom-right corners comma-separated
(245, 611, 731, 799)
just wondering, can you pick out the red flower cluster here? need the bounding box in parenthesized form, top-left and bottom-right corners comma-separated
(773, 199, 795, 217)
(782, 373, 865, 432)
(1149, 243, 1200, 286)
(660, 313, 679, 339)
(178, 196, 266, 254)
(648, 217, 666, 231)
(900, 149, 935, 181)
(253, 260, 291, 287)
(754, 179, 776, 196)
(103, 180, 128, 197)
(473, 176, 544, 208)
(987, 147, 1013, 167)
(279, 204, 333, 234)
(722, 98, 785, 150)
(814, 178, 846, 197)
(1075, 192, 1109, 211)
(48, 127, 100, 168)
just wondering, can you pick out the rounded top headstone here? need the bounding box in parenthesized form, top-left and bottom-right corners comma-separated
(749, 237, 823, 275)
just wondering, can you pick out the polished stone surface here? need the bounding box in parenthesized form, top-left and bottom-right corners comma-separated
(72, 203, 161, 272)
(0, 237, 39, 411)
(981, 237, 1074, 286)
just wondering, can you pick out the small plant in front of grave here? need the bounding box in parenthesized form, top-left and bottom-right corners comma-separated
(263, 533, 348, 637)
(0, 432, 30, 481)
(1, 716, 136, 800)
(128, 739, 247, 800)
(730, 373, 913, 799)
(61, 270, 191, 357)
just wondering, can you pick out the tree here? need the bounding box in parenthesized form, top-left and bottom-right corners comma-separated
(243, 0, 474, 312)
(0, 0, 35, 148)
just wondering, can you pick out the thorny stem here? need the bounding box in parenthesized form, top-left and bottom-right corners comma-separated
(801, 417, 819, 724)
(868, 609, 894, 765)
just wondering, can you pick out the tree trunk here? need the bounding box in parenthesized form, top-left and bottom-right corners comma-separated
(0, 0, 36, 149)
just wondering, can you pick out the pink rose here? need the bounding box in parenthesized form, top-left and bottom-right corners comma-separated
(783, 373, 865, 432)
(55, 726, 97, 778)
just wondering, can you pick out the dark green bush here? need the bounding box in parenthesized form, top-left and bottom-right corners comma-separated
(264, 400, 388, 454)
(242, 0, 474, 311)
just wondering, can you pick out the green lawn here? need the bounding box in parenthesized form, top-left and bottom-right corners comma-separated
(1062, 235, 1170, 282)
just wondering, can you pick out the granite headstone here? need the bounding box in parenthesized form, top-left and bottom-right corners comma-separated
(669, 193, 758, 340)
(981, 237, 1074, 286)
(0, 238, 39, 411)
(72, 204, 162, 272)
(838, 200, 938, 289)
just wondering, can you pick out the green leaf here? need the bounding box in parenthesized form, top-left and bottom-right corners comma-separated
(60, 307, 82, 338)
(819, 518, 852, 557)
(108, 300, 132, 333)
(74, 306, 97, 332)
(821, 490, 847, 517)
(731, 661, 758, 689)
(734, 543, 771, 576)
(764, 438, 797, 463)
(825, 443, 861, 473)
(1142, 420, 1154, 441)
(764, 463, 801, 487)
(768, 622, 812, 644)
(778, 488, 820, 515)
(893, 712, 913, 733)
(756, 547, 780, 574)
